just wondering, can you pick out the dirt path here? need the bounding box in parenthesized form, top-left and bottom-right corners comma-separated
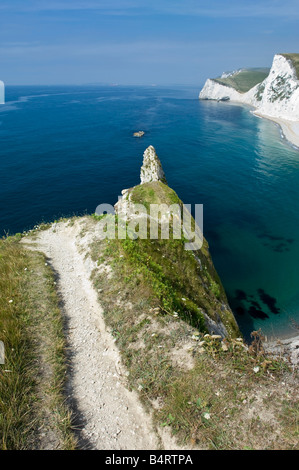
(23, 219, 159, 450)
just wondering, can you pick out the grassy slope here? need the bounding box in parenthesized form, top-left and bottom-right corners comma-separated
(281, 53, 299, 79)
(213, 68, 270, 93)
(123, 180, 239, 337)
(85, 179, 299, 449)
(0, 234, 76, 450)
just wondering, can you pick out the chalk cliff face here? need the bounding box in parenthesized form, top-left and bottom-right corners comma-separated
(199, 54, 299, 122)
(255, 54, 299, 121)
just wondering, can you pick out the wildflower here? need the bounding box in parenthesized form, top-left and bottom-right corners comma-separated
(253, 366, 260, 373)
(203, 412, 211, 420)
(8, 300, 13, 303)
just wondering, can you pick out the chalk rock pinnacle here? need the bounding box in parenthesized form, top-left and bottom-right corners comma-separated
(140, 146, 167, 185)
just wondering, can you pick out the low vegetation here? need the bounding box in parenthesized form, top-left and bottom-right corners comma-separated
(0, 234, 76, 450)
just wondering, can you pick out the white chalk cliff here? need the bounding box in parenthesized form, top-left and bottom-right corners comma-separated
(255, 55, 299, 122)
(199, 54, 299, 126)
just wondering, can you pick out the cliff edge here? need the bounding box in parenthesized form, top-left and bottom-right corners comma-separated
(3, 144, 297, 449)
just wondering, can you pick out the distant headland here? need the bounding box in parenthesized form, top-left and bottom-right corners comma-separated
(0, 80, 4, 104)
(199, 53, 299, 148)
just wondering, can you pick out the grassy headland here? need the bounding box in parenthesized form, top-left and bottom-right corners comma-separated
(0, 202, 298, 449)
(213, 68, 270, 93)
(83, 175, 299, 449)
(84, 210, 298, 449)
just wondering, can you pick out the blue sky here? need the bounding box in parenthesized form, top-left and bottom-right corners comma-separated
(0, 0, 298, 85)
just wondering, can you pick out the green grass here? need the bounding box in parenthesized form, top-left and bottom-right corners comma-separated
(91, 180, 240, 338)
(213, 68, 270, 93)
(130, 181, 181, 212)
(1, 196, 297, 450)
(281, 53, 299, 79)
(84, 173, 299, 449)
(0, 235, 76, 450)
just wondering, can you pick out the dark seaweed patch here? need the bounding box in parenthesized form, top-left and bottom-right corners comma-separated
(273, 242, 289, 253)
(235, 289, 247, 301)
(232, 288, 276, 321)
(258, 233, 294, 243)
(258, 232, 294, 253)
(258, 288, 280, 314)
(250, 300, 262, 310)
(236, 306, 245, 315)
(248, 305, 269, 319)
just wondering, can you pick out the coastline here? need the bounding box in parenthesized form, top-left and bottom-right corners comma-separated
(201, 97, 299, 150)
(253, 110, 299, 150)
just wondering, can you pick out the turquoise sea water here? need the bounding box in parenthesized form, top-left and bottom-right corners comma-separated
(1, 85, 299, 341)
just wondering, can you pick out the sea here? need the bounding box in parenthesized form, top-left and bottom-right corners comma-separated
(1, 84, 299, 341)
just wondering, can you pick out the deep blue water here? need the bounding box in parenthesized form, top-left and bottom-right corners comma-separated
(1, 85, 299, 341)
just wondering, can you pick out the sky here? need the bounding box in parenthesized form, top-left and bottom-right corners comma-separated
(0, 0, 298, 85)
